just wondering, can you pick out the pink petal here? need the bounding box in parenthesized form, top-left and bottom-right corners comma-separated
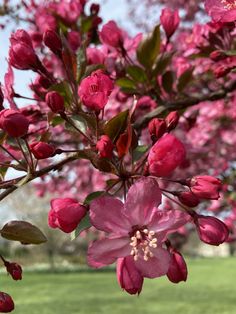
(135, 247, 171, 279)
(87, 236, 130, 268)
(124, 177, 162, 226)
(90, 196, 131, 235)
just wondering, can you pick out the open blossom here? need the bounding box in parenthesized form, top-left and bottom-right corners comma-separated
(148, 134, 186, 177)
(99, 20, 123, 47)
(117, 256, 143, 295)
(0, 292, 14, 313)
(88, 177, 189, 279)
(78, 70, 113, 111)
(48, 198, 87, 233)
(205, 0, 236, 22)
(160, 8, 180, 38)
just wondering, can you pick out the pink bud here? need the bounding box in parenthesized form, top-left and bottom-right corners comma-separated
(9, 29, 39, 70)
(87, 47, 105, 65)
(177, 191, 200, 207)
(0, 109, 29, 137)
(117, 256, 143, 295)
(99, 20, 123, 47)
(148, 134, 186, 177)
(165, 111, 179, 131)
(96, 135, 114, 159)
(194, 214, 229, 246)
(190, 175, 221, 200)
(45, 91, 65, 113)
(167, 250, 187, 283)
(0, 292, 14, 313)
(210, 50, 227, 62)
(78, 70, 113, 111)
(48, 198, 87, 233)
(160, 8, 180, 39)
(30, 142, 55, 160)
(214, 65, 231, 78)
(0, 85, 4, 110)
(148, 118, 167, 141)
(90, 3, 100, 15)
(67, 31, 81, 52)
(5, 262, 22, 281)
(43, 29, 62, 56)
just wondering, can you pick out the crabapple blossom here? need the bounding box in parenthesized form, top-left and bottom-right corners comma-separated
(189, 176, 222, 200)
(4, 262, 22, 281)
(96, 135, 114, 159)
(167, 250, 188, 283)
(99, 21, 123, 48)
(205, 0, 236, 22)
(160, 8, 180, 39)
(0, 109, 29, 137)
(0, 292, 14, 313)
(45, 91, 65, 113)
(30, 142, 55, 160)
(43, 29, 62, 56)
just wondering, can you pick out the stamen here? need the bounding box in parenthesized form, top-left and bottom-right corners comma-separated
(221, 0, 236, 10)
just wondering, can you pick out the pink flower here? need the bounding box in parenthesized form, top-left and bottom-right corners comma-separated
(148, 134, 186, 177)
(167, 249, 187, 284)
(194, 214, 229, 245)
(165, 111, 180, 131)
(45, 91, 65, 113)
(86, 47, 105, 65)
(0, 292, 14, 313)
(88, 177, 188, 279)
(96, 135, 114, 159)
(9, 29, 39, 70)
(48, 198, 87, 233)
(4, 262, 22, 281)
(148, 118, 167, 141)
(43, 29, 62, 56)
(99, 20, 123, 48)
(0, 109, 29, 138)
(78, 70, 113, 111)
(177, 191, 200, 207)
(117, 256, 143, 295)
(190, 175, 222, 200)
(205, 0, 236, 22)
(160, 8, 180, 39)
(30, 142, 55, 160)
(67, 31, 81, 52)
(4, 66, 17, 110)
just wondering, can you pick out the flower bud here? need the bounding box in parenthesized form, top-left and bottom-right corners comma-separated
(190, 175, 221, 200)
(43, 29, 62, 56)
(160, 8, 180, 39)
(214, 65, 231, 78)
(194, 214, 229, 246)
(167, 250, 187, 283)
(177, 191, 200, 207)
(48, 198, 87, 233)
(148, 118, 167, 141)
(0, 292, 14, 313)
(99, 20, 123, 47)
(67, 31, 81, 52)
(0, 109, 29, 137)
(117, 256, 143, 295)
(0, 85, 4, 110)
(96, 135, 114, 159)
(165, 111, 179, 131)
(30, 142, 55, 160)
(148, 134, 186, 177)
(9, 29, 39, 70)
(210, 50, 227, 62)
(4, 262, 22, 281)
(45, 91, 65, 113)
(90, 3, 100, 15)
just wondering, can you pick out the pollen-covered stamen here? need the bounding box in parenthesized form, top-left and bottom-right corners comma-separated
(129, 228, 157, 261)
(221, 0, 236, 10)
(90, 83, 99, 93)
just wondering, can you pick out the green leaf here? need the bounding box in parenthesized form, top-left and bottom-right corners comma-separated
(137, 25, 161, 69)
(162, 71, 174, 94)
(177, 68, 194, 92)
(153, 51, 174, 76)
(0, 221, 47, 245)
(104, 110, 129, 142)
(116, 78, 136, 89)
(133, 145, 149, 162)
(126, 65, 147, 83)
(71, 213, 91, 240)
(84, 191, 105, 205)
(50, 116, 64, 127)
(65, 115, 87, 133)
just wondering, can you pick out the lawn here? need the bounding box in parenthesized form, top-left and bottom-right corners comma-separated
(2, 258, 236, 314)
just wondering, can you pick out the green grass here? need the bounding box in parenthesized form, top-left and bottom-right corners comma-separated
(2, 258, 236, 314)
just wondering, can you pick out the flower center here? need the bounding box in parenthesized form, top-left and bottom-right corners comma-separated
(221, 0, 236, 10)
(90, 84, 99, 93)
(129, 228, 157, 261)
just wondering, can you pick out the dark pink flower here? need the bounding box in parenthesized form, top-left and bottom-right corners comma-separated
(117, 256, 143, 295)
(30, 142, 55, 160)
(4, 66, 17, 110)
(0, 84, 4, 110)
(0, 109, 29, 137)
(0, 292, 14, 313)
(88, 177, 188, 279)
(148, 118, 167, 141)
(9, 29, 39, 70)
(99, 21, 123, 47)
(165, 111, 180, 131)
(43, 29, 62, 56)
(160, 8, 180, 38)
(177, 191, 200, 207)
(148, 134, 186, 177)
(67, 31, 81, 52)
(167, 250, 187, 283)
(48, 198, 87, 233)
(45, 91, 65, 113)
(194, 214, 229, 245)
(96, 135, 114, 159)
(205, 0, 236, 22)
(78, 70, 113, 111)
(86, 47, 105, 65)
(190, 175, 222, 200)
(5, 262, 22, 281)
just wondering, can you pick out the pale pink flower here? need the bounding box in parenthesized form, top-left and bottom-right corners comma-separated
(88, 177, 188, 278)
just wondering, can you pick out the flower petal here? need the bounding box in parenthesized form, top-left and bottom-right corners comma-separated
(124, 177, 162, 226)
(135, 247, 171, 279)
(87, 236, 130, 268)
(90, 196, 131, 235)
